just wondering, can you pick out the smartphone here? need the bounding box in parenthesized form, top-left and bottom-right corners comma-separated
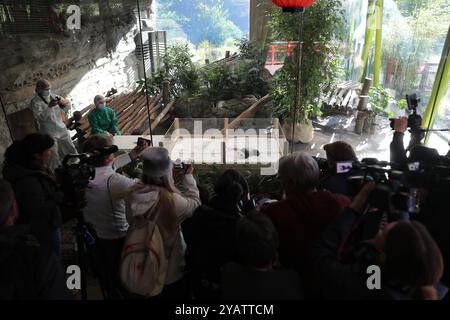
(137, 137, 151, 147)
(336, 161, 353, 174)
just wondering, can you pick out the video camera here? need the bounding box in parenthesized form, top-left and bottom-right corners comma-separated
(390, 94, 424, 150)
(67, 111, 88, 147)
(55, 145, 118, 206)
(347, 157, 450, 214)
(54, 145, 118, 300)
(313, 156, 359, 177)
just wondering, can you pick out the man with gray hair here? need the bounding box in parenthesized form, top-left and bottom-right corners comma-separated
(263, 152, 350, 296)
(30, 79, 77, 170)
(0, 178, 71, 299)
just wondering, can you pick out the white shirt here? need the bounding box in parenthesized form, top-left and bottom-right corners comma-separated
(83, 154, 140, 240)
(30, 93, 71, 139)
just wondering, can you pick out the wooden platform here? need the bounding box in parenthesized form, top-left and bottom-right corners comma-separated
(321, 81, 361, 116)
(76, 91, 173, 136)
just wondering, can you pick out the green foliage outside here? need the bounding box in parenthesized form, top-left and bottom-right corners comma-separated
(268, 0, 346, 123)
(368, 86, 406, 118)
(137, 42, 200, 97)
(137, 39, 271, 107)
(156, 0, 244, 46)
(372, 0, 449, 99)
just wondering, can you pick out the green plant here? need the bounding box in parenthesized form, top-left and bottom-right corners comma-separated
(199, 62, 238, 106)
(137, 42, 200, 97)
(233, 39, 271, 98)
(369, 86, 393, 116)
(268, 0, 345, 123)
(156, 0, 243, 46)
(194, 168, 283, 201)
(236, 38, 266, 63)
(369, 87, 406, 118)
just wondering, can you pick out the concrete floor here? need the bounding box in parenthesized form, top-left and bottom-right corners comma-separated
(293, 115, 395, 162)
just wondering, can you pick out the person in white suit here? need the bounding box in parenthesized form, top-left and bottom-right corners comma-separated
(30, 79, 77, 170)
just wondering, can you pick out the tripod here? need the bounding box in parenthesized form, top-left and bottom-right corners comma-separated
(68, 198, 107, 300)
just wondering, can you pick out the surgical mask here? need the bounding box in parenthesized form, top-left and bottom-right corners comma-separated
(97, 103, 106, 109)
(40, 90, 50, 97)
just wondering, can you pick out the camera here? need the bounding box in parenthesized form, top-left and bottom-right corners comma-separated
(390, 94, 422, 131)
(49, 95, 67, 108)
(55, 145, 118, 205)
(313, 156, 330, 177)
(67, 111, 88, 151)
(55, 147, 117, 300)
(347, 157, 450, 214)
(55, 154, 96, 207)
(389, 93, 425, 150)
(137, 137, 152, 147)
(336, 161, 353, 174)
(173, 158, 193, 171)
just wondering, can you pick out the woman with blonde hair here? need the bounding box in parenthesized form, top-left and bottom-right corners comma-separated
(125, 147, 200, 299)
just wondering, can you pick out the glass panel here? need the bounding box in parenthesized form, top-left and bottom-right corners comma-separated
(427, 72, 450, 155)
(155, 0, 250, 63)
(282, 0, 450, 161)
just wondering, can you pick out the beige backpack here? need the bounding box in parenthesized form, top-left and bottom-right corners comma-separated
(120, 190, 168, 297)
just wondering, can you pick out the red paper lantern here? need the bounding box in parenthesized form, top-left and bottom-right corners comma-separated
(272, 0, 316, 12)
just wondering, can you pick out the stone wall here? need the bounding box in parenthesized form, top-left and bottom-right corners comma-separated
(0, 20, 140, 114)
(0, 0, 155, 166)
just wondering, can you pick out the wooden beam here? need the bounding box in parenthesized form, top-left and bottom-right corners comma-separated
(223, 94, 272, 132)
(148, 98, 176, 133)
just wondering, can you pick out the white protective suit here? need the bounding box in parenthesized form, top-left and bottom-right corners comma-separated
(30, 93, 77, 170)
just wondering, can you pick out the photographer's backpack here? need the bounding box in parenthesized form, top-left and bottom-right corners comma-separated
(120, 190, 168, 297)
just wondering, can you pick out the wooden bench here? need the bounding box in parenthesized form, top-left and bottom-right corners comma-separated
(77, 91, 166, 136)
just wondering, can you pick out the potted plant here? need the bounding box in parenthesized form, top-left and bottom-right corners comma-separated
(268, 0, 345, 143)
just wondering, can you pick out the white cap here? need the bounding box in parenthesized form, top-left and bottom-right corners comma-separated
(140, 147, 172, 177)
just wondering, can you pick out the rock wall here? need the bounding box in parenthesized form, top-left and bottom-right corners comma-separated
(0, 21, 140, 114)
(0, 0, 155, 166)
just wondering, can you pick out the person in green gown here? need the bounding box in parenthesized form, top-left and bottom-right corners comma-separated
(88, 95, 122, 136)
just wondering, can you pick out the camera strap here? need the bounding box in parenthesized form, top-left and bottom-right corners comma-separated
(38, 93, 50, 105)
(107, 174, 123, 239)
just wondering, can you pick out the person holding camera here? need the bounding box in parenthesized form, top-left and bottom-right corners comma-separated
(2, 134, 64, 257)
(390, 117, 444, 169)
(88, 95, 122, 136)
(319, 141, 362, 196)
(183, 169, 255, 299)
(0, 179, 72, 300)
(125, 147, 201, 299)
(263, 152, 351, 296)
(82, 134, 147, 299)
(30, 79, 77, 171)
(313, 182, 447, 300)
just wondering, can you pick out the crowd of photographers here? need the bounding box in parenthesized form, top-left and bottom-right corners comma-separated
(0, 114, 449, 300)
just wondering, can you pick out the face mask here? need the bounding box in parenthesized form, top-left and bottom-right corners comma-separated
(97, 103, 106, 109)
(40, 90, 50, 97)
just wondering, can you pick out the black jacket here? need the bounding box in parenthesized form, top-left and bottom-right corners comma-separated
(390, 132, 408, 169)
(0, 225, 72, 300)
(183, 200, 242, 293)
(2, 162, 63, 243)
